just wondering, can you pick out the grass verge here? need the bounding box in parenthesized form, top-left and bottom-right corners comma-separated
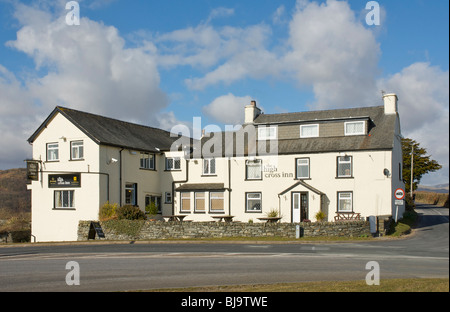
(145, 278, 449, 292)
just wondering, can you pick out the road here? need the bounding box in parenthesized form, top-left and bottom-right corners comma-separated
(0, 204, 448, 292)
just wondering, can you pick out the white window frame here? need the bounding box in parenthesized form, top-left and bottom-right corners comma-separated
(296, 158, 310, 179)
(47, 143, 59, 161)
(345, 121, 366, 136)
(165, 192, 172, 204)
(166, 157, 181, 170)
(258, 126, 277, 140)
(337, 156, 352, 178)
(140, 153, 155, 170)
(246, 192, 262, 212)
(246, 159, 262, 180)
(125, 183, 137, 206)
(300, 124, 319, 138)
(70, 141, 84, 160)
(338, 192, 353, 212)
(54, 190, 74, 209)
(203, 158, 216, 175)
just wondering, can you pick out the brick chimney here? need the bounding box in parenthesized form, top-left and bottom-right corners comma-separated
(244, 100, 261, 123)
(383, 93, 398, 115)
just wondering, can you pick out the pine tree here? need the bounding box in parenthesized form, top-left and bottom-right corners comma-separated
(402, 138, 442, 193)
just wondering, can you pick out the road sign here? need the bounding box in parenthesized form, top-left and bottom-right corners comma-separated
(395, 200, 404, 206)
(394, 188, 405, 200)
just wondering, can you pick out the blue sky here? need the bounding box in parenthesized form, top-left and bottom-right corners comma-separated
(0, 0, 448, 185)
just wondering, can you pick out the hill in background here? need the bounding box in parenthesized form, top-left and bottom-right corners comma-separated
(0, 168, 31, 216)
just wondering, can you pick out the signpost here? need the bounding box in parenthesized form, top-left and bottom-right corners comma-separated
(394, 188, 405, 222)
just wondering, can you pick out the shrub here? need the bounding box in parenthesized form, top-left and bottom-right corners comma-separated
(315, 211, 326, 222)
(99, 202, 118, 221)
(266, 208, 279, 218)
(117, 205, 146, 220)
(145, 202, 159, 218)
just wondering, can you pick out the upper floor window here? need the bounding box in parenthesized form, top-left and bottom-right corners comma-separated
(345, 121, 365, 136)
(246, 159, 262, 180)
(203, 158, 216, 175)
(166, 157, 181, 170)
(71, 141, 84, 160)
(300, 124, 319, 138)
(337, 156, 352, 178)
(296, 158, 310, 179)
(258, 126, 277, 140)
(140, 153, 155, 170)
(47, 143, 59, 161)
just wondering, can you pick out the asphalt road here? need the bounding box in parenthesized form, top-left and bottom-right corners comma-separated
(0, 203, 448, 292)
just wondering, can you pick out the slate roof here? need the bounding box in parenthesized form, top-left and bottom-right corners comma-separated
(176, 183, 226, 191)
(28, 106, 185, 153)
(196, 105, 398, 157)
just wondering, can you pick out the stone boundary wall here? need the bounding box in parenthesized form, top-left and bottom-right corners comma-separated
(78, 220, 371, 241)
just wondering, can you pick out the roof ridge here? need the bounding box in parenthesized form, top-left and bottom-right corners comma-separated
(259, 105, 383, 117)
(56, 106, 173, 135)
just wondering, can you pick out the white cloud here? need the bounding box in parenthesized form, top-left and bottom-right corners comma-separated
(378, 62, 449, 185)
(0, 2, 173, 168)
(203, 93, 253, 125)
(284, 0, 380, 109)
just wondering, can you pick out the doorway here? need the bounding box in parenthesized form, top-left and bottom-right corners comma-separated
(292, 192, 308, 222)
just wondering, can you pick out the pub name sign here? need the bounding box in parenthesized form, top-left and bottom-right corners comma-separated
(48, 174, 81, 188)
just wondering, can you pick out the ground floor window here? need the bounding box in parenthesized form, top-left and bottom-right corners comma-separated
(145, 195, 161, 214)
(195, 192, 206, 212)
(246, 192, 262, 212)
(210, 192, 224, 212)
(125, 183, 137, 206)
(181, 192, 191, 212)
(337, 192, 353, 212)
(54, 190, 74, 209)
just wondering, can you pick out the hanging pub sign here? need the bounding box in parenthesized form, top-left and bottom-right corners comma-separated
(26, 160, 40, 181)
(48, 174, 81, 188)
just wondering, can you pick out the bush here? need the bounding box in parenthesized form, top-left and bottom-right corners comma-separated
(99, 202, 118, 221)
(117, 205, 146, 220)
(315, 211, 326, 222)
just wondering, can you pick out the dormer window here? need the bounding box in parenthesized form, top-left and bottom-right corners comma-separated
(345, 121, 365, 136)
(258, 126, 277, 140)
(300, 124, 319, 138)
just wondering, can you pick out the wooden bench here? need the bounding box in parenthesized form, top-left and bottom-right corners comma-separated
(334, 212, 362, 222)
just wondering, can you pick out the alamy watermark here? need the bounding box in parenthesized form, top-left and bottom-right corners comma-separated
(65, 1, 80, 26)
(365, 1, 380, 26)
(365, 261, 380, 285)
(66, 261, 80, 286)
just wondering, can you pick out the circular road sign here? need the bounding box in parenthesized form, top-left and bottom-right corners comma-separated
(394, 188, 405, 200)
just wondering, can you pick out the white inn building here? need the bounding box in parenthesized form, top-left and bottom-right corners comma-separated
(27, 94, 405, 242)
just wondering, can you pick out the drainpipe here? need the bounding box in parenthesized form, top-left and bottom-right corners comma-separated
(119, 148, 124, 206)
(228, 158, 232, 216)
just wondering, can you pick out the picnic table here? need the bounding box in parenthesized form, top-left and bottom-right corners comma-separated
(334, 212, 362, 222)
(257, 217, 282, 223)
(162, 215, 188, 222)
(211, 215, 235, 222)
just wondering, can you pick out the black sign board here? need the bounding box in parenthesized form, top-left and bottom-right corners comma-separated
(26, 161, 39, 181)
(48, 174, 81, 188)
(88, 221, 105, 239)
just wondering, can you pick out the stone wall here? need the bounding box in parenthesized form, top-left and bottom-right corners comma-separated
(78, 220, 371, 241)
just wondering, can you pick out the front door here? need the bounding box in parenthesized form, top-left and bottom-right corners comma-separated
(292, 192, 308, 222)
